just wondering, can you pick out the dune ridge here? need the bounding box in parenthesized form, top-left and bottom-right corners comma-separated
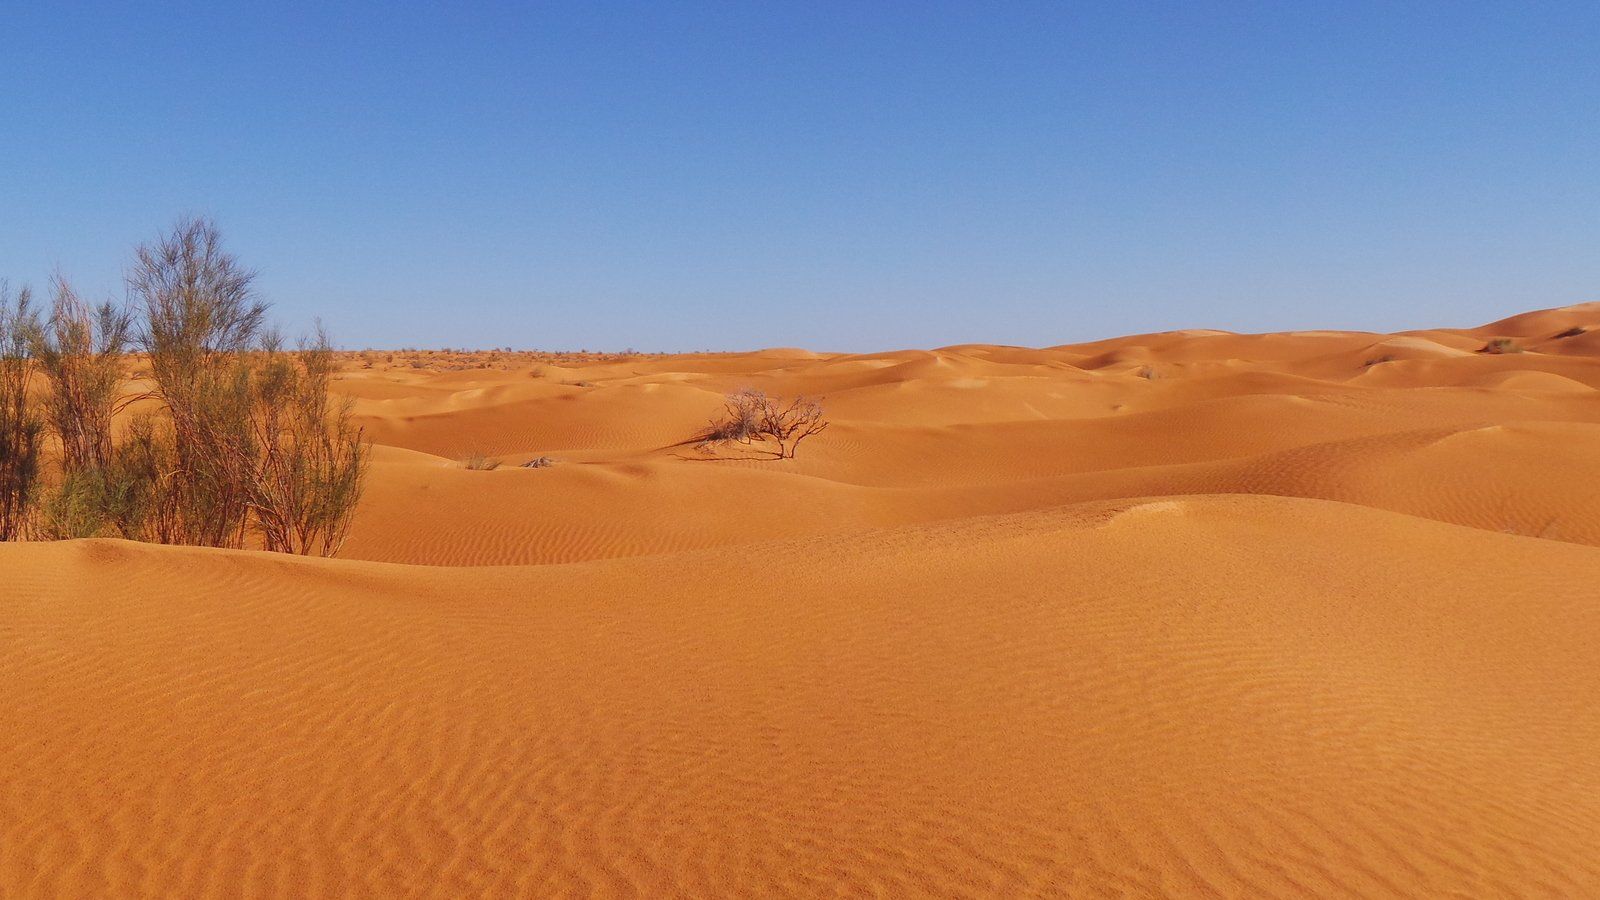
(333, 304, 1600, 565)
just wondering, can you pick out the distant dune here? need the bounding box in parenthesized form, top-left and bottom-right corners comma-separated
(6, 304, 1600, 897)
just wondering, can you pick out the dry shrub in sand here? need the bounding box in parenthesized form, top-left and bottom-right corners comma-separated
(462, 452, 502, 471)
(31, 278, 142, 539)
(243, 328, 370, 555)
(1480, 337, 1523, 355)
(132, 218, 268, 546)
(35, 277, 134, 473)
(1, 220, 369, 552)
(134, 220, 369, 553)
(697, 388, 828, 459)
(0, 284, 42, 539)
(124, 218, 369, 554)
(700, 387, 764, 446)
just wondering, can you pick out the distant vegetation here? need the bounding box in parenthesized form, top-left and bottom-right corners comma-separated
(0, 218, 369, 556)
(696, 388, 828, 459)
(1480, 337, 1524, 355)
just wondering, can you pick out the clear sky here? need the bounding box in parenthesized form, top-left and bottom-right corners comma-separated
(2, 3, 1596, 351)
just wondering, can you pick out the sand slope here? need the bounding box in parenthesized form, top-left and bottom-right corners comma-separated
(5, 304, 1600, 897)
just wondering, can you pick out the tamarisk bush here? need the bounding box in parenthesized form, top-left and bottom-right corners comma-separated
(0, 284, 41, 539)
(36, 277, 133, 474)
(2, 217, 370, 555)
(128, 218, 369, 553)
(31, 278, 147, 539)
(131, 217, 269, 547)
(243, 328, 369, 555)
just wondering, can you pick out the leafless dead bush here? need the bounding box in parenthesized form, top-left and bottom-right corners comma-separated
(758, 395, 828, 459)
(696, 388, 828, 459)
(698, 387, 763, 448)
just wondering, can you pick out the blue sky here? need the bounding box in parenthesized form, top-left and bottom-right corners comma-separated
(2, 3, 1596, 351)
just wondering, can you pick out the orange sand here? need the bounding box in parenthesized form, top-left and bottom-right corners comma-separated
(5, 304, 1600, 896)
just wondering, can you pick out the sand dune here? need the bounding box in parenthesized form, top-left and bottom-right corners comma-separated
(6, 304, 1600, 896)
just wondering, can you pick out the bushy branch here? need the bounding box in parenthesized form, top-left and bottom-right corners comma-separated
(0, 283, 42, 539)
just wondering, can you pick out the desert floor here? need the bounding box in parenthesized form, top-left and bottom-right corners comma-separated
(6, 304, 1600, 897)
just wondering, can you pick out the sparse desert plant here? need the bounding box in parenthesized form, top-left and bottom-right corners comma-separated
(756, 393, 828, 458)
(129, 218, 368, 554)
(36, 469, 109, 539)
(35, 466, 144, 540)
(34, 276, 134, 475)
(698, 387, 764, 447)
(242, 327, 371, 555)
(1553, 326, 1586, 339)
(108, 414, 183, 542)
(696, 388, 828, 459)
(131, 217, 269, 547)
(37, 430, 175, 542)
(1480, 337, 1523, 354)
(0, 284, 42, 539)
(30, 279, 144, 539)
(521, 455, 555, 468)
(462, 452, 502, 470)
(2, 221, 367, 555)
(1363, 354, 1397, 367)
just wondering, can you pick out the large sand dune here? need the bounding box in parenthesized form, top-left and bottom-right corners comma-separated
(6, 305, 1600, 896)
